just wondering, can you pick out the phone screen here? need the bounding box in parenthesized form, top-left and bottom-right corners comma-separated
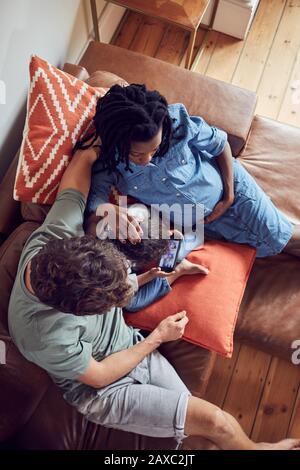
(159, 239, 181, 272)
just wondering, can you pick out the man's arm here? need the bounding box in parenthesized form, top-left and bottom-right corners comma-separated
(58, 142, 99, 198)
(85, 213, 101, 237)
(78, 311, 188, 389)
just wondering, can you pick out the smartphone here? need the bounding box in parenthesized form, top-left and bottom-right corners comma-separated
(159, 239, 182, 273)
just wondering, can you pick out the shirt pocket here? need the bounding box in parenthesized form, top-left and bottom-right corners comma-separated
(164, 148, 196, 184)
(117, 171, 147, 196)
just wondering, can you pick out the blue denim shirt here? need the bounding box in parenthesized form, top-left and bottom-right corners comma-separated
(87, 103, 228, 224)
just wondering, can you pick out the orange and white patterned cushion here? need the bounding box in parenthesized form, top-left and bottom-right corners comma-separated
(14, 55, 108, 204)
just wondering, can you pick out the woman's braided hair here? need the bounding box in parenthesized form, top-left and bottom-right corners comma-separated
(74, 84, 181, 172)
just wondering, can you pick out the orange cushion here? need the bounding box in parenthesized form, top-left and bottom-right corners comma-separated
(14, 56, 108, 204)
(124, 241, 256, 357)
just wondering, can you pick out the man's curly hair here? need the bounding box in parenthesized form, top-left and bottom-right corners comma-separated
(30, 236, 133, 315)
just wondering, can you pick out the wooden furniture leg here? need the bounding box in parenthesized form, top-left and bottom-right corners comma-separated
(90, 0, 100, 42)
(185, 28, 197, 69)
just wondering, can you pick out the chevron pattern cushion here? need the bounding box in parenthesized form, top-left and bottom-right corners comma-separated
(14, 56, 108, 204)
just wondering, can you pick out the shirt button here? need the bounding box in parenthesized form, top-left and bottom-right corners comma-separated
(133, 186, 138, 190)
(181, 159, 186, 164)
(176, 193, 181, 197)
(162, 177, 167, 182)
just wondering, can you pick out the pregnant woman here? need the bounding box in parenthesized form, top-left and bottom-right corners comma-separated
(81, 83, 300, 257)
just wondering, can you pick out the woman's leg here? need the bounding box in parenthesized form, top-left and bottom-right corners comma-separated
(184, 396, 300, 450)
(283, 224, 300, 257)
(205, 163, 294, 258)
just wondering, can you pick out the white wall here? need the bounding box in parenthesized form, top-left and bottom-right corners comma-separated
(0, 0, 124, 181)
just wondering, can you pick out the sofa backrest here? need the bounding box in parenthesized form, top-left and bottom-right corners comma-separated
(80, 41, 257, 157)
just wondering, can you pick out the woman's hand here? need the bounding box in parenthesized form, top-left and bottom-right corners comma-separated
(97, 202, 143, 243)
(204, 194, 234, 224)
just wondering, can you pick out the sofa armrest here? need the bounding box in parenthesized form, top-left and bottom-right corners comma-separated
(0, 151, 22, 236)
(79, 41, 257, 156)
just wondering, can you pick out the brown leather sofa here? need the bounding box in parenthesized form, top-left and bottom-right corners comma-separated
(0, 41, 300, 450)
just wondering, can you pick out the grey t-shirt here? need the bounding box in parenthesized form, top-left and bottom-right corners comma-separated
(8, 189, 140, 395)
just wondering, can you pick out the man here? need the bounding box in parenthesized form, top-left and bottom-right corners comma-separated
(8, 141, 300, 450)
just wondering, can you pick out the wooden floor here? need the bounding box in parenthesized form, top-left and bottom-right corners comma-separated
(112, 0, 300, 443)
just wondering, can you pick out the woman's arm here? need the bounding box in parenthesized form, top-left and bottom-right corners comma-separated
(216, 142, 234, 201)
(205, 142, 234, 224)
(185, 109, 235, 224)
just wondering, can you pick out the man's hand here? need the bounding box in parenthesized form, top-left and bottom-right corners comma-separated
(74, 136, 101, 164)
(58, 136, 101, 197)
(204, 195, 234, 224)
(154, 311, 189, 343)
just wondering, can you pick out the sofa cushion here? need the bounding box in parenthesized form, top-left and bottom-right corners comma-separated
(86, 70, 129, 88)
(20, 72, 129, 225)
(13, 55, 108, 205)
(79, 41, 257, 156)
(0, 222, 39, 335)
(0, 337, 51, 442)
(124, 241, 256, 358)
(236, 115, 300, 359)
(238, 115, 300, 225)
(0, 64, 91, 232)
(237, 253, 300, 360)
(21, 201, 50, 225)
(0, 151, 22, 236)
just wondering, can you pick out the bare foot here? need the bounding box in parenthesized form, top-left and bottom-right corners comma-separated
(255, 439, 300, 450)
(176, 258, 209, 275)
